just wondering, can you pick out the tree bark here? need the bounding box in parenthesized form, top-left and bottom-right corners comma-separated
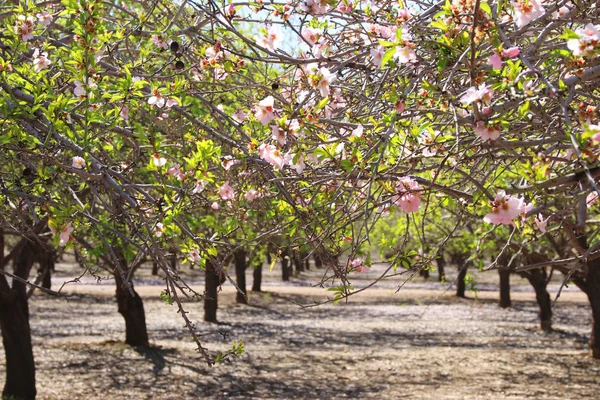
(292, 249, 304, 275)
(252, 262, 262, 292)
(151, 262, 159, 275)
(419, 267, 430, 280)
(314, 253, 322, 269)
(456, 263, 468, 298)
(499, 267, 511, 308)
(584, 258, 600, 358)
(436, 254, 446, 282)
(234, 249, 248, 304)
(114, 272, 149, 347)
(204, 259, 220, 322)
(520, 269, 552, 331)
(0, 240, 37, 400)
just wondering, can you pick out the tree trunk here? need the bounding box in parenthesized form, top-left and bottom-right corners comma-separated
(234, 249, 248, 304)
(204, 259, 220, 322)
(456, 263, 468, 298)
(40, 245, 54, 290)
(436, 255, 446, 282)
(520, 269, 552, 331)
(0, 240, 37, 400)
(281, 249, 291, 281)
(584, 258, 600, 358)
(314, 253, 322, 269)
(252, 263, 262, 292)
(115, 273, 149, 347)
(151, 262, 159, 275)
(292, 249, 304, 275)
(301, 250, 310, 270)
(419, 268, 430, 280)
(499, 267, 511, 308)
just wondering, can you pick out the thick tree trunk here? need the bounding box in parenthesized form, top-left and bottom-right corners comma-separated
(499, 268, 511, 308)
(204, 259, 220, 322)
(115, 273, 149, 347)
(436, 255, 446, 282)
(585, 259, 600, 359)
(234, 249, 248, 304)
(0, 240, 37, 400)
(419, 268, 430, 280)
(252, 263, 262, 292)
(281, 249, 291, 281)
(520, 269, 552, 331)
(456, 263, 468, 298)
(151, 262, 159, 275)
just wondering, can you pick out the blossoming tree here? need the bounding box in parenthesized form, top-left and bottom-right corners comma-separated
(1, 0, 600, 397)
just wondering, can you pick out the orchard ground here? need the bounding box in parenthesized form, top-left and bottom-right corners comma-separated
(2, 260, 599, 399)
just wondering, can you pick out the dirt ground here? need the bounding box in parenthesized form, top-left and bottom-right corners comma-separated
(1, 262, 600, 399)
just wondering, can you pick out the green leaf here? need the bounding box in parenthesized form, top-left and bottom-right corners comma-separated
(381, 47, 396, 68)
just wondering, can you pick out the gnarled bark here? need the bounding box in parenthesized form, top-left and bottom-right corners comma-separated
(519, 269, 552, 331)
(0, 239, 37, 400)
(114, 272, 149, 347)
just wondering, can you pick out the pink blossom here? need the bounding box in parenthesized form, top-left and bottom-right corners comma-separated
(394, 46, 417, 64)
(50, 222, 74, 247)
(535, 214, 549, 233)
(351, 124, 364, 138)
(165, 98, 178, 108)
(211, 202, 220, 210)
(154, 222, 165, 237)
(192, 180, 205, 194)
(488, 54, 502, 70)
(587, 192, 599, 208)
(220, 182, 235, 200)
(460, 84, 494, 105)
(14, 15, 36, 41)
(32, 49, 51, 72)
(483, 191, 531, 225)
(370, 46, 385, 68)
(36, 12, 53, 26)
(259, 144, 286, 170)
(152, 154, 167, 167)
(222, 156, 238, 170)
(255, 96, 276, 125)
(285, 152, 305, 173)
(120, 106, 130, 120)
(316, 67, 335, 98)
(232, 110, 247, 122)
(73, 78, 96, 98)
(244, 189, 260, 201)
(474, 121, 501, 141)
(512, 0, 544, 28)
(189, 249, 201, 264)
(72, 156, 85, 169)
(148, 90, 166, 108)
(348, 258, 368, 273)
(567, 24, 600, 57)
(151, 34, 169, 49)
(271, 125, 286, 145)
(301, 27, 321, 46)
(392, 177, 422, 213)
(256, 26, 282, 52)
(502, 47, 521, 58)
(395, 101, 405, 114)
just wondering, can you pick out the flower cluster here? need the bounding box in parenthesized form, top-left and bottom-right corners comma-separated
(483, 191, 533, 225)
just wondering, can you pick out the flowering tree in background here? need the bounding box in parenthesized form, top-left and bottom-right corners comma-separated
(1, 0, 600, 397)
